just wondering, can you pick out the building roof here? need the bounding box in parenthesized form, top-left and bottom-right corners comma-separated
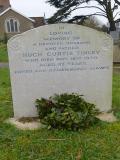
(0, 7, 35, 22)
(30, 17, 45, 27)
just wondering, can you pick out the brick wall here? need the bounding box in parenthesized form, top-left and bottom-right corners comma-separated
(0, 0, 10, 12)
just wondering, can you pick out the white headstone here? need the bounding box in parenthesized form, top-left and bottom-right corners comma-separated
(8, 24, 113, 118)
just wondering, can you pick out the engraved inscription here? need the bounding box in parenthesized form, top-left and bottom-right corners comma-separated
(13, 27, 109, 75)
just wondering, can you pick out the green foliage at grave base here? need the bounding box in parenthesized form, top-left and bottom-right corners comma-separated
(36, 93, 99, 131)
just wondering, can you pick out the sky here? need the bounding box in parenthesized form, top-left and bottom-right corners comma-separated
(10, 0, 56, 18)
(10, 0, 120, 25)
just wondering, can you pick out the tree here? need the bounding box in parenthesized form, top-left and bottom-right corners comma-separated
(114, 0, 120, 23)
(81, 16, 107, 31)
(46, 0, 120, 31)
(115, 0, 120, 6)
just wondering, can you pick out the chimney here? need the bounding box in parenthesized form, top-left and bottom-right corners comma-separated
(0, 0, 11, 13)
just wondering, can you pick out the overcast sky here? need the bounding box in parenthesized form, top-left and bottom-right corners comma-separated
(10, 0, 56, 17)
(10, 0, 120, 25)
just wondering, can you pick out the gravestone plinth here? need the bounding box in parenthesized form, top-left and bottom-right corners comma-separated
(8, 24, 113, 118)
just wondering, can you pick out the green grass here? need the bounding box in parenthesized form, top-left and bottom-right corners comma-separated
(0, 69, 13, 122)
(112, 74, 120, 119)
(0, 43, 8, 62)
(0, 68, 120, 160)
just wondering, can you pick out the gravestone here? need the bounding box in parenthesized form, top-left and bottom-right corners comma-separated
(8, 24, 113, 118)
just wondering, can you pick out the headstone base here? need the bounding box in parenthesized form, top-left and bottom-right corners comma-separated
(5, 112, 117, 130)
(5, 118, 44, 130)
(96, 112, 117, 122)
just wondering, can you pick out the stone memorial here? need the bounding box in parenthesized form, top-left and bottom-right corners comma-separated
(8, 24, 113, 118)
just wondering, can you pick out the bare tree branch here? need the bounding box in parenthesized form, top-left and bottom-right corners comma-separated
(115, 18, 120, 22)
(112, 2, 118, 12)
(114, 11, 120, 19)
(74, 5, 106, 13)
(115, 0, 120, 5)
(83, 12, 107, 18)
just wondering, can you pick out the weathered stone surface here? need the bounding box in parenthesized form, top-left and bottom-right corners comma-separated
(6, 118, 42, 130)
(96, 112, 117, 122)
(8, 24, 113, 118)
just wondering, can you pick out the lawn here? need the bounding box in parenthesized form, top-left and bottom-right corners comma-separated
(0, 43, 8, 62)
(0, 68, 120, 160)
(113, 73, 120, 119)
